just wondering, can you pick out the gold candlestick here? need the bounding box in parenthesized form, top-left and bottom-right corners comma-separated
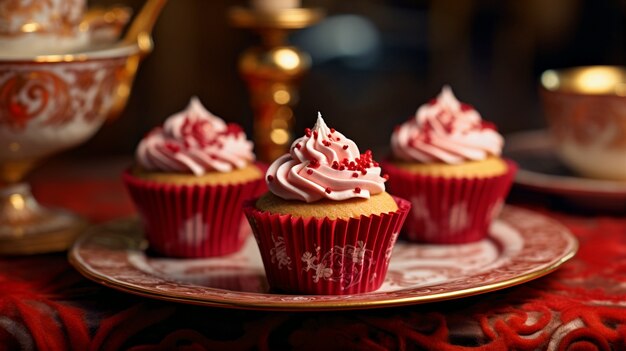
(229, 6, 324, 162)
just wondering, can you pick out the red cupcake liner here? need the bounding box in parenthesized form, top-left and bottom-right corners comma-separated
(123, 169, 266, 258)
(243, 196, 410, 295)
(382, 160, 517, 244)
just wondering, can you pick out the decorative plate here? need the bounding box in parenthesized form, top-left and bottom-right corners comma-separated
(69, 206, 577, 311)
(504, 130, 626, 211)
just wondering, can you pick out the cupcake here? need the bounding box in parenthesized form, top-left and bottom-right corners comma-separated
(244, 114, 410, 295)
(123, 97, 265, 257)
(383, 86, 517, 243)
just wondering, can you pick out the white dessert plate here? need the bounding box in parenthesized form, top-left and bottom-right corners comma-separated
(504, 130, 626, 211)
(69, 206, 577, 311)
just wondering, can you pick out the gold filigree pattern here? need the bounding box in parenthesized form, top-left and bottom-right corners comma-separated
(0, 70, 70, 129)
(0, 57, 126, 130)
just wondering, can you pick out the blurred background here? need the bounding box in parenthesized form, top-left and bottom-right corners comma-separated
(79, 0, 625, 158)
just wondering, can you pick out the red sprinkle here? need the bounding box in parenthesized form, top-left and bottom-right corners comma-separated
(361, 169, 367, 175)
(330, 128, 336, 133)
(336, 137, 341, 141)
(313, 131, 319, 139)
(480, 120, 496, 130)
(322, 140, 331, 147)
(267, 175, 274, 182)
(327, 134, 332, 138)
(295, 143, 301, 149)
(339, 166, 345, 171)
(308, 159, 320, 168)
(343, 145, 349, 150)
(325, 187, 332, 194)
(305, 128, 312, 137)
(352, 172, 359, 178)
(460, 103, 473, 112)
(307, 169, 313, 175)
(165, 142, 180, 153)
(354, 187, 361, 194)
(383, 174, 389, 180)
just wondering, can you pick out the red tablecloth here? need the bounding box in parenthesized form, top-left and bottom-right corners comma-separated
(1, 159, 625, 350)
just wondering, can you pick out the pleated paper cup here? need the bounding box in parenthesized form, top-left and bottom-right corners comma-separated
(123, 170, 266, 258)
(382, 160, 517, 244)
(243, 196, 410, 295)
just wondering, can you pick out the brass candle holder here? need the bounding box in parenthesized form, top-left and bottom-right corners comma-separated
(229, 6, 324, 162)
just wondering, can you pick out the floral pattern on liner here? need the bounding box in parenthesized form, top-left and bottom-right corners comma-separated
(384, 232, 400, 262)
(301, 241, 374, 290)
(69, 206, 578, 310)
(270, 235, 292, 270)
(409, 195, 436, 239)
(385, 159, 517, 243)
(447, 202, 470, 233)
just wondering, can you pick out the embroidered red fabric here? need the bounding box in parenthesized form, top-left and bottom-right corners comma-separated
(0, 178, 624, 350)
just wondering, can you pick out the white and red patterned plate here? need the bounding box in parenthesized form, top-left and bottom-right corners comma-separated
(69, 206, 577, 311)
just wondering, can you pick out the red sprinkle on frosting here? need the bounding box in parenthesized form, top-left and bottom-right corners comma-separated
(354, 187, 361, 194)
(308, 159, 320, 168)
(325, 187, 332, 194)
(267, 175, 274, 182)
(165, 142, 180, 153)
(460, 103, 474, 112)
(481, 120, 496, 130)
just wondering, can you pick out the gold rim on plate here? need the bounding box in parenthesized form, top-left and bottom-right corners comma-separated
(69, 206, 578, 311)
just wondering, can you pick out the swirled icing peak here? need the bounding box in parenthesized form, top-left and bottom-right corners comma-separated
(266, 113, 387, 202)
(391, 86, 504, 164)
(136, 97, 254, 175)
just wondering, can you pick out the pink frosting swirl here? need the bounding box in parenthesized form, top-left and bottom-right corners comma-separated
(391, 86, 504, 164)
(136, 97, 255, 175)
(267, 114, 387, 202)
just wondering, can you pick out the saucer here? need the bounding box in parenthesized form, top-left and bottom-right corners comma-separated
(69, 206, 577, 311)
(504, 130, 626, 211)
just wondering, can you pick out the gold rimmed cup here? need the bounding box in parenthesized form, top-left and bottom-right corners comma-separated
(540, 66, 626, 181)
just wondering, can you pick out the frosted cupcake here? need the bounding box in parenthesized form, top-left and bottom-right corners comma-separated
(383, 86, 516, 243)
(123, 97, 265, 257)
(244, 114, 410, 295)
